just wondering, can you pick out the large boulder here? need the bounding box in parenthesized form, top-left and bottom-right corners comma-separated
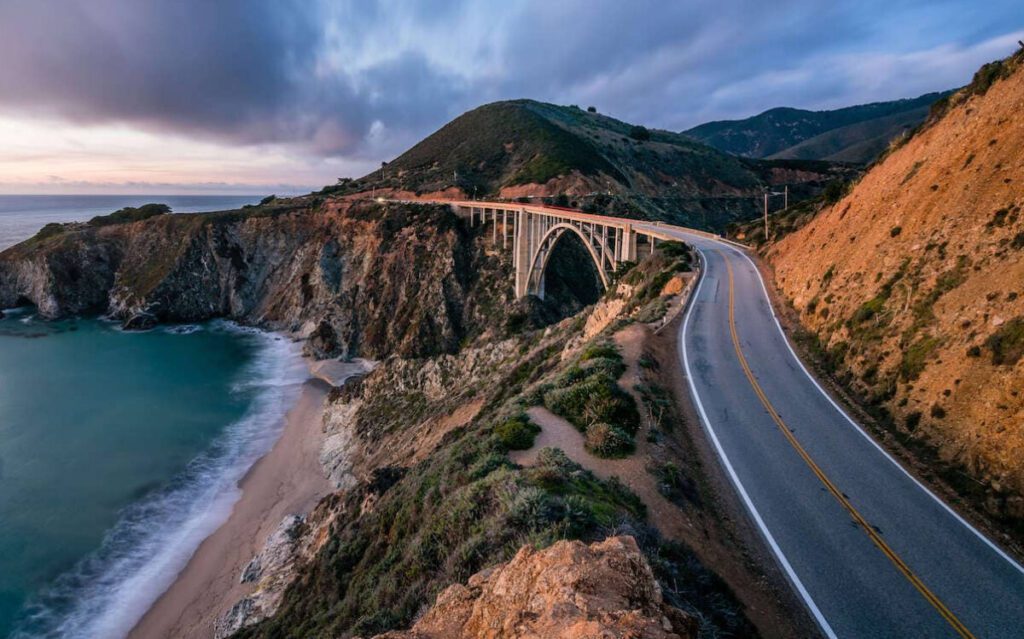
(370, 536, 696, 639)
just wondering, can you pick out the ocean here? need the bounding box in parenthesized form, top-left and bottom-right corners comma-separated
(0, 196, 307, 638)
(0, 194, 268, 251)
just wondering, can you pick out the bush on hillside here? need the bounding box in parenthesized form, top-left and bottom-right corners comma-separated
(88, 203, 170, 227)
(544, 373, 640, 435)
(584, 423, 634, 458)
(495, 415, 541, 450)
(33, 222, 66, 241)
(986, 317, 1024, 366)
(629, 125, 651, 141)
(580, 342, 621, 362)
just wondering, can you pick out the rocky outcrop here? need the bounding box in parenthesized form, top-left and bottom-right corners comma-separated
(0, 199, 515, 359)
(369, 536, 696, 639)
(215, 516, 305, 639)
(320, 338, 519, 489)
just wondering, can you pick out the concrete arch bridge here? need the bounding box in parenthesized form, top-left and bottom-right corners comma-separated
(446, 200, 718, 298)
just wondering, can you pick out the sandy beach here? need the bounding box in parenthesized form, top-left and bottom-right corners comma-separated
(127, 374, 331, 639)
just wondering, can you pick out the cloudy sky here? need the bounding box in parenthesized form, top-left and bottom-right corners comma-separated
(0, 0, 1021, 195)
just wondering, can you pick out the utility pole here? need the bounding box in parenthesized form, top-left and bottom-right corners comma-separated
(784, 185, 788, 210)
(764, 192, 769, 239)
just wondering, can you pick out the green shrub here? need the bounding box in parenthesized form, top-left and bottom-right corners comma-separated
(629, 125, 651, 141)
(494, 415, 541, 450)
(580, 342, 620, 362)
(852, 296, 887, 324)
(579, 356, 626, 379)
(900, 336, 941, 381)
(822, 180, 847, 204)
(584, 423, 634, 457)
(905, 411, 922, 431)
(544, 373, 640, 434)
(33, 222, 66, 241)
(890, 226, 902, 237)
(88, 202, 169, 226)
(986, 317, 1024, 366)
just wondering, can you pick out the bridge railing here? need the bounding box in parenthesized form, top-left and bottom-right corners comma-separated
(441, 199, 724, 243)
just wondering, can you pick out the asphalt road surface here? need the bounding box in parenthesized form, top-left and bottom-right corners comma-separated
(636, 225, 1024, 639)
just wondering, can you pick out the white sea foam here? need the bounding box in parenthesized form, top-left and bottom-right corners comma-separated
(11, 324, 308, 639)
(163, 324, 202, 335)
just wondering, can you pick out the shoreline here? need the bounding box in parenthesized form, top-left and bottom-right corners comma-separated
(127, 367, 332, 639)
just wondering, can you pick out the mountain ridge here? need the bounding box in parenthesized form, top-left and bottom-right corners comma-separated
(684, 91, 951, 163)
(322, 98, 852, 231)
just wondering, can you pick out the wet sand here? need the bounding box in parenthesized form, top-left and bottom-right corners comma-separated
(127, 376, 331, 639)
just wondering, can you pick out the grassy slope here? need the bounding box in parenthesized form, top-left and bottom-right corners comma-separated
(684, 91, 950, 162)
(319, 99, 846, 231)
(234, 247, 757, 639)
(768, 105, 931, 163)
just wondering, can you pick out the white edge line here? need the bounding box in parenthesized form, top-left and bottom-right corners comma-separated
(713, 237, 1024, 577)
(679, 247, 839, 639)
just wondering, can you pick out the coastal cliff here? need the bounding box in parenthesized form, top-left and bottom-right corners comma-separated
(1, 196, 778, 638)
(0, 199, 522, 359)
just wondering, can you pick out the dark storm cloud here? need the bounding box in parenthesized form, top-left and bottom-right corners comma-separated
(0, 0, 1021, 159)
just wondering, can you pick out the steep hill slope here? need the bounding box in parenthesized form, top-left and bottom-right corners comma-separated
(685, 92, 949, 163)
(767, 50, 1024, 522)
(321, 100, 851, 230)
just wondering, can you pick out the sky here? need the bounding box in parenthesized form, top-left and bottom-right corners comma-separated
(0, 0, 1021, 195)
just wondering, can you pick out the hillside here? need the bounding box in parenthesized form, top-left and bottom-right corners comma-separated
(765, 50, 1024, 525)
(684, 91, 949, 163)
(321, 100, 851, 230)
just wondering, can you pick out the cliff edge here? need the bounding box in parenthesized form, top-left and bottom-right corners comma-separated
(369, 536, 696, 639)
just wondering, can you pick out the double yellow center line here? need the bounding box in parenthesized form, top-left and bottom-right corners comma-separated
(717, 249, 975, 639)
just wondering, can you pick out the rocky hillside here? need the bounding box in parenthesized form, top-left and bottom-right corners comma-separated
(370, 536, 697, 639)
(321, 100, 851, 230)
(0, 199, 561, 359)
(766, 50, 1024, 522)
(227, 246, 765, 639)
(685, 91, 950, 163)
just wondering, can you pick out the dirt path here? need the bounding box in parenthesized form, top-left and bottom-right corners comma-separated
(512, 316, 818, 639)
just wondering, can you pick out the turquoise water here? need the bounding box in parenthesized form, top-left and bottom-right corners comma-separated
(0, 312, 306, 638)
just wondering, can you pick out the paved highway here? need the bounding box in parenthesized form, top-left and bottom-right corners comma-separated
(633, 224, 1024, 638)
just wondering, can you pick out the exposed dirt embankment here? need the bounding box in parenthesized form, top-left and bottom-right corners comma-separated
(0, 199, 515, 359)
(767, 51, 1024, 520)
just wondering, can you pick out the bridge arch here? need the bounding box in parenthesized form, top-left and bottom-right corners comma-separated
(526, 222, 612, 299)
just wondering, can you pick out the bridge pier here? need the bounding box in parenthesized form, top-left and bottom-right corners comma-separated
(514, 208, 531, 297)
(618, 224, 638, 263)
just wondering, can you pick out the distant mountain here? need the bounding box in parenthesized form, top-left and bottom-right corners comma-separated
(683, 92, 951, 163)
(322, 99, 852, 230)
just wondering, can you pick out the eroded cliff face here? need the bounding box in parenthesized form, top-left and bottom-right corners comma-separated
(768, 51, 1024, 515)
(0, 199, 514, 359)
(369, 536, 696, 639)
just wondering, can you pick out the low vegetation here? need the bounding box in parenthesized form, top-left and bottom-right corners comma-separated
(88, 202, 170, 226)
(494, 414, 541, 450)
(986, 317, 1024, 366)
(543, 344, 641, 458)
